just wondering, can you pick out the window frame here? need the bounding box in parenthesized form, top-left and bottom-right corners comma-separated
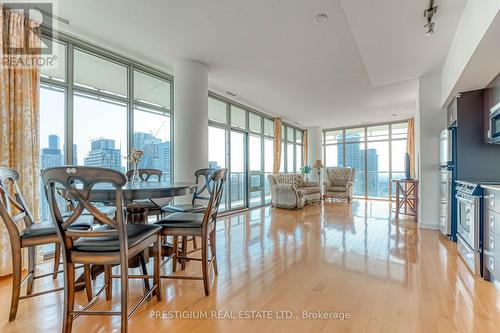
(322, 120, 410, 200)
(41, 30, 174, 181)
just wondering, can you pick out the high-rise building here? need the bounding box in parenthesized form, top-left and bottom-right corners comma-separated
(134, 132, 171, 180)
(367, 148, 379, 197)
(84, 138, 123, 172)
(41, 134, 63, 169)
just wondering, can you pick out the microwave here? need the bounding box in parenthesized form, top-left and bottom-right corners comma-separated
(489, 102, 500, 144)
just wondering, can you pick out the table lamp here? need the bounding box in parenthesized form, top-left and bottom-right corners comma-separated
(313, 159, 324, 186)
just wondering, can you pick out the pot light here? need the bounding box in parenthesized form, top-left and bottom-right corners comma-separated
(313, 13, 328, 25)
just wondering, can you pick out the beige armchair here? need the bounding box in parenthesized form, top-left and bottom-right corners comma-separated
(267, 173, 321, 209)
(324, 167, 355, 202)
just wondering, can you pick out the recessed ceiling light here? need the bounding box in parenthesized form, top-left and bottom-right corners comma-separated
(392, 113, 397, 116)
(313, 13, 328, 25)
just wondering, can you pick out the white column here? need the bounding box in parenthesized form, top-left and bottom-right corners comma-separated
(307, 126, 323, 182)
(173, 60, 208, 183)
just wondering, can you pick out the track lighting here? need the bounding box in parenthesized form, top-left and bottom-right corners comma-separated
(423, 0, 438, 36)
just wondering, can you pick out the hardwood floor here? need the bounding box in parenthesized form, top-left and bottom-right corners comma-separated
(1, 200, 500, 333)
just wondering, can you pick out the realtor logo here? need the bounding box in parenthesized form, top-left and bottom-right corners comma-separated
(3, 1, 54, 55)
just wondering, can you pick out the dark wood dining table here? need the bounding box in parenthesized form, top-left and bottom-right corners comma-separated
(74, 181, 197, 289)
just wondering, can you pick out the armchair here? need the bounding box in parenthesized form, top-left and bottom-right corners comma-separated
(267, 173, 321, 209)
(324, 167, 355, 202)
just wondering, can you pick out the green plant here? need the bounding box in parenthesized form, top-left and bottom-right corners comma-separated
(300, 165, 312, 174)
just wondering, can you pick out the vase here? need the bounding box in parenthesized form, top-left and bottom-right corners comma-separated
(130, 161, 142, 184)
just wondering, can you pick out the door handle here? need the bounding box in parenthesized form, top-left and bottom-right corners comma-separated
(491, 215, 495, 230)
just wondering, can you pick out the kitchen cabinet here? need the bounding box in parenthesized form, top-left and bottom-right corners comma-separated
(483, 186, 500, 287)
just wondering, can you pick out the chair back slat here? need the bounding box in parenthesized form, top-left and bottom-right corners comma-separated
(42, 166, 127, 251)
(0, 167, 35, 243)
(201, 168, 228, 229)
(126, 169, 162, 182)
(192, 168, 217, 203)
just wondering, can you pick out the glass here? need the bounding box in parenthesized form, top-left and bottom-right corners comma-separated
(345, 142, 365, 196)
(368, 172, 390, 198)
(295, 145, 302, 171)
(73, 93, 127, 172)
(391, 140, 407, 172)
(249, 134, 263, 207)
(264, 138, 273, 204)
(133, 107, 171, 180)
(230, 131, 245, 209)
(281, 125, 286, 140)
(367, 141, 389, 198)
(325, 144, 342, 167)
(367, 125, 389, 141)
(41, 38, 66, 82)
(249, 113, 262, 133)
(287, 143, 294, 172)
(345, 128, 365, 142)
(391, 122, 408, 139)
(280, 142, 285, 172)
(209, 126, 228, 210)
(287, 127, 295, 142)
(231, 105, 246, 129)
(134, 71, 171, 109)
(325, 130, 343, 144)
(39, 85, 65, 226)
(208, 97, 228, 124)
(264, 118, 274, 136)
(74, 49, 128, 98)
(296, 130, 302, 144)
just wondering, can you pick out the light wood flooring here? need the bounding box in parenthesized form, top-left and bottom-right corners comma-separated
(1, 200, 500, 333)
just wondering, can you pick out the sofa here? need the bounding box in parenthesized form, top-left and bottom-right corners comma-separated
(324, 167, 355, 202)
(267, 173, 321, 209)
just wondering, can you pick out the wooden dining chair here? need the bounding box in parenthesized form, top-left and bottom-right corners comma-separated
(126, 168, 170, 219)
(0, 167, 93, 321)
(155, 168, 227, 295)
(42, 166, 162, 333)
(161, 168, 216, 214)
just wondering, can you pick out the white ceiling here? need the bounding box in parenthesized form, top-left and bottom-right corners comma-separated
(57, 0, 466, 128)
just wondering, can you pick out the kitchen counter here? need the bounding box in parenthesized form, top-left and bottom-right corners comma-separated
(480, 184, 500, 191)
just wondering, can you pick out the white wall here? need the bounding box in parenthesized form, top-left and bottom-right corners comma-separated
(441, 0, 500, 106)
(417, 74, 447, 230)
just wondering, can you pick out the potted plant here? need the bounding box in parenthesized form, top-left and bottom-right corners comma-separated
(300, 164, 312, 180)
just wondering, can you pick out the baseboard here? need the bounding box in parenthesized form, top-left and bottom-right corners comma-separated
(418, 222, 440, 230)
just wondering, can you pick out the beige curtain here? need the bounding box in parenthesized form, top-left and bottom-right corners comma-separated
(273, 118, 282, 173)
(302, 130, 308, 166)
(407, 118, 415, 179)
(0, 7, 41, 276)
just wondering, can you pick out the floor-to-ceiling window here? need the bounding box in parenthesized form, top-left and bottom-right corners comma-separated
(208, 94, 287, 212)
(282, 125, 304, 173)
(39, 34, 174, 254)
(323, 121, 409, 200)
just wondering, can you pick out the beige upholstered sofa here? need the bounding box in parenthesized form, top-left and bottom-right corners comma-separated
(324, 167, 355, 202)
(267, 173, 321, 209)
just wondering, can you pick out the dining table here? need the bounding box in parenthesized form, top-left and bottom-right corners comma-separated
(74, 180, 197, 290)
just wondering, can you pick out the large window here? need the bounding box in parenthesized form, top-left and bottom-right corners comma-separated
(323, 122, 409, 200)
(282, 125, 304, 173)
(208, 94, 281, 211)
(40, 35, 174, 181)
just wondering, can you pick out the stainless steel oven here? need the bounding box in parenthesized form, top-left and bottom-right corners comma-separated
(455, 181, 482, 276)
(489, 102, 500, 144)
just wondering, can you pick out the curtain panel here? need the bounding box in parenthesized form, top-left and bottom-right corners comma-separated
(406, 118, 415, 179)
(302, 130, 308, 166)
(0, 7, 41, 276)
(272, 118, 282, 173)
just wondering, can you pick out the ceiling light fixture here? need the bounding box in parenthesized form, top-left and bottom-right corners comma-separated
(392, 113, 397, 117)
(423, 0, 438, 36)
(313, 13, 328, 25)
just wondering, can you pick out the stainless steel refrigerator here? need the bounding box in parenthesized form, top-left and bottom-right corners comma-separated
(439, 129, 454, 237)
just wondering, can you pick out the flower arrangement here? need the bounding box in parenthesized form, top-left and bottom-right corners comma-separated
(128, 148, 144, 164)
(300, 164, 312, 175)
(128, 148, 144, 184)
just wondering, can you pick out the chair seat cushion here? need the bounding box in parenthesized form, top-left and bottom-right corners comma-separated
(20, 214, 95, 240)
(155, 212, 204, 228)
(20, 223, 56, 239)
(161, 203, 207, 213)
(326, 186, 347, 192)
(73, 224, 161, 252)
(298, 187, 320, 195)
